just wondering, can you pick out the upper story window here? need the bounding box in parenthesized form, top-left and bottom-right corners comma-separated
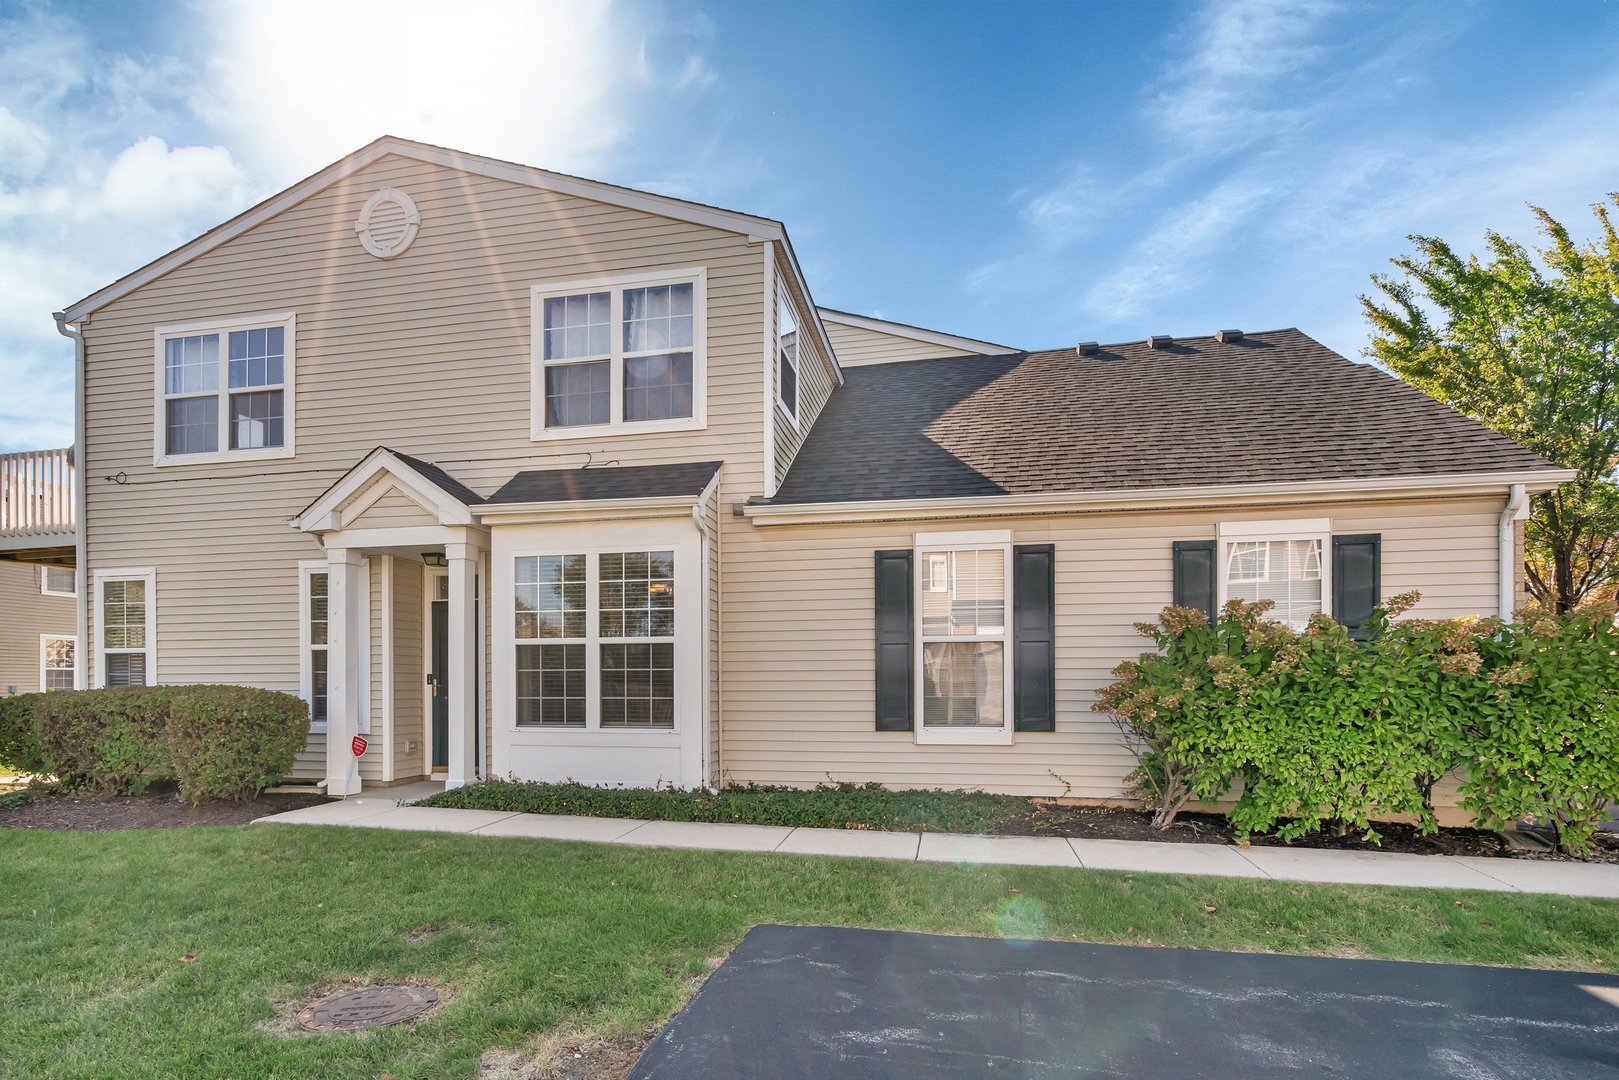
(153, 313, 296, 466)
(531, 269, 707, 439)
(776, 286, 799, 424)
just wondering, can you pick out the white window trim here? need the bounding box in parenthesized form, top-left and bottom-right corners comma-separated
(298, 560, 330, 734)
(40, 566, 74, 597)
(1215, 518, 1332, 621)
(40, 634, 77, 692)
(507, 546, 679, 733)
(775, 284, 800, 430)
(152, 311, 297, 467)
(93, 568, 156, 689)
(529, 267, 708, 441)
(912, 529, 1014, 746)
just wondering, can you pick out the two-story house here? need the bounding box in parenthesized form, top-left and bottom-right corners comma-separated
(32, 136, 1570, 800)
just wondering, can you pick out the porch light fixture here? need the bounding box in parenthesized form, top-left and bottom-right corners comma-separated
(421, 552, 448, 568)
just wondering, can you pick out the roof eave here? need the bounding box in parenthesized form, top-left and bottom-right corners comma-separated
(747, 469, 1578, 526)
(477, 492, 705, 525)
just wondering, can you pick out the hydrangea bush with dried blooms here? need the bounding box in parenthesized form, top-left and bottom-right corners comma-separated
(1096, 592, 1619, 853)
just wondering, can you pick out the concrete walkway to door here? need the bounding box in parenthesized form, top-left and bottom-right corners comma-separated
(255, 788, 1619, 899)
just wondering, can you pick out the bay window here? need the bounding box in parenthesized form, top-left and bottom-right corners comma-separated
(513, 549, 676, 729)
(532, 270, 706, 438)
(154, 313, 295, 465)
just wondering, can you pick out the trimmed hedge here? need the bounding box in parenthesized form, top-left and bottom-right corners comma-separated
(27, 685, 309, 804)
(421, 780, 1034, 834)
(1096, 593, 1619, 854)
(0, 693, 48, 776)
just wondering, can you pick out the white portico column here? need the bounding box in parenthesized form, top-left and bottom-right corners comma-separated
(445, 540, 480, 790)
(325, 547, 365, 796)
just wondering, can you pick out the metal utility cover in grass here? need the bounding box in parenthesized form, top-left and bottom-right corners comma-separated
(297, 986, 439, 1031)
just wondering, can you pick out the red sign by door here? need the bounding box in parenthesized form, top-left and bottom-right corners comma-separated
(351, 736, 368, 757)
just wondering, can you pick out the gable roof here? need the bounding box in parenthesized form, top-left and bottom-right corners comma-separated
(818, 307, 1017, 358)
(290, 446, 481, 532)
(768, 328, 1567, 506)
(486, 461, 721, 505)
(58, 136, 841, 384)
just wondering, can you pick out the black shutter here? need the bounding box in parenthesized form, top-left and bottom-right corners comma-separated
(1333, 533, 1382, 640)
(1013, 544, 1056, 732)
(874, 550, 913, 731)
(1171, 540, 1218, 624)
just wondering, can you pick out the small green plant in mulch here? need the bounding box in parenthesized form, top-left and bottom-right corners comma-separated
(418, 780, 1035, 834)
(0, 788, 34, 810)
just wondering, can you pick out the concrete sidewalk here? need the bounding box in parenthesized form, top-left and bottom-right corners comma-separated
(255, 792, 1619, 899)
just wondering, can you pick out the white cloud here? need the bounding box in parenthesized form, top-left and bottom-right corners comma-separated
(197, 0, 650, 182)
(0, 105, 51, 180)
(101, 137, 249, 219)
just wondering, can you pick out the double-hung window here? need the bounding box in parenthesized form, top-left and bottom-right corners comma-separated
(96, 570, 154, 687)
(1218, 519, 1330, 630)
(154, 313, 295, 465)
(776, 286, 799, 423)
(915, 532, 1013, 744)
(40, 636, 75, 691)
(531, 270, 706, 438)
(513, 549, 676, 729)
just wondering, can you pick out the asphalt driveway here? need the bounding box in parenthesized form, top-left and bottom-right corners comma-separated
(629, 924, 1619, 1079)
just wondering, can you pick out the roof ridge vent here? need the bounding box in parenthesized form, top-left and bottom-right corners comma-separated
(1075, 341, 1099, 356)
(1146, 335, 1173, 350)
(1215, 328, 1244, 343)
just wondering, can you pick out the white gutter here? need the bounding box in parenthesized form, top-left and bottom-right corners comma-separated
(744, 469, 1578, 527)
(1499, 483, 1529, 620)
(51, 311, 87, 690)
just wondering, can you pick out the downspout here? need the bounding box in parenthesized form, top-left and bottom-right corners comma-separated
(52, 312, 87, 689)
(1498, 483, 1527, 621)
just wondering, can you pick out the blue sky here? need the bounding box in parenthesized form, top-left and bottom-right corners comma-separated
(4, 0, 1619, 450)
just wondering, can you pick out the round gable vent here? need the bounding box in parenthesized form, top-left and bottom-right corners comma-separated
(356, 186, 420, 259)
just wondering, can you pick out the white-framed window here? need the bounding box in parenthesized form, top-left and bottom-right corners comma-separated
(152, 312, 296, 466)
(1217, 519, 1331, 630)
(41, 566, 75, 597)
(530, 268, 707, 439)
(776, 284, 799, 424)
(40, 635, 76, 691)
(94, 569, 155, 688)
(512, 549, 676, 729)
(914, 530, 1014, 745)
(299, 562, 330, 733)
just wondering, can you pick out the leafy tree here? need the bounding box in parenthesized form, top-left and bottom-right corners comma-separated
(1362, 199, 1619, 612)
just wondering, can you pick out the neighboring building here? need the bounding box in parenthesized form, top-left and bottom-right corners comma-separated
(12, 137, 1570, 798)
(0, 448, 78, 696)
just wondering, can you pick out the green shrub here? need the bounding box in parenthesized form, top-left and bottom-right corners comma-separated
(166, 686, 308, 804)
(35, 687, 176, 794)
(1095, 594, 1619, 854)
(0, 693, 49, 776)
(1459, 606, 1619, 853)
(422, 780, 1034, 833)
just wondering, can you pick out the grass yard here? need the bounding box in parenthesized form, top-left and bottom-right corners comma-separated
(2, 826, 1616, 1079)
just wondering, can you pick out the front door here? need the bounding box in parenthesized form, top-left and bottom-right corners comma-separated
(429, 583, 449, 772)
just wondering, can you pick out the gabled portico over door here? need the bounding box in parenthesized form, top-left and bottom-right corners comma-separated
(289, 448, 489, 796)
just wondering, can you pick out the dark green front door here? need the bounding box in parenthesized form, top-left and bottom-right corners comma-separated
(430, 595, 449, 771)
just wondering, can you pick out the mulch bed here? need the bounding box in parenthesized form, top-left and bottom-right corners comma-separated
(993, 802, 1619, 863)
(0, 785, 331, 830)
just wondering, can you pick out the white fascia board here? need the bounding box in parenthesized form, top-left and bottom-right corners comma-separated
(818, 308, 1017, 357)
(476, 494, 704, 526)
(290, 447, 476, 532)
(744, 469, 1580, 526)
(62, 136, 789, 322)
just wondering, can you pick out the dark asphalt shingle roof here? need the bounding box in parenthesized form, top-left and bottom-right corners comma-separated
(770, 328, 1558, 505)
(487, 461, 721, 504)
(389, 448, 486, 506)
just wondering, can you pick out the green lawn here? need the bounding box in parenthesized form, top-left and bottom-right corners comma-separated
(2, 826, 1615, 1079)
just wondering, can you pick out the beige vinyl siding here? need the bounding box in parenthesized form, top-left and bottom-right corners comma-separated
(80, 153, 769, 780)
(0, 563, 77, 695)
(720, 495, 1507, 800)
(771, 253, 837, 487)
(349, 486, 440, 531)
(392, 555, 426, 779)
(823, 319, 982, 367)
